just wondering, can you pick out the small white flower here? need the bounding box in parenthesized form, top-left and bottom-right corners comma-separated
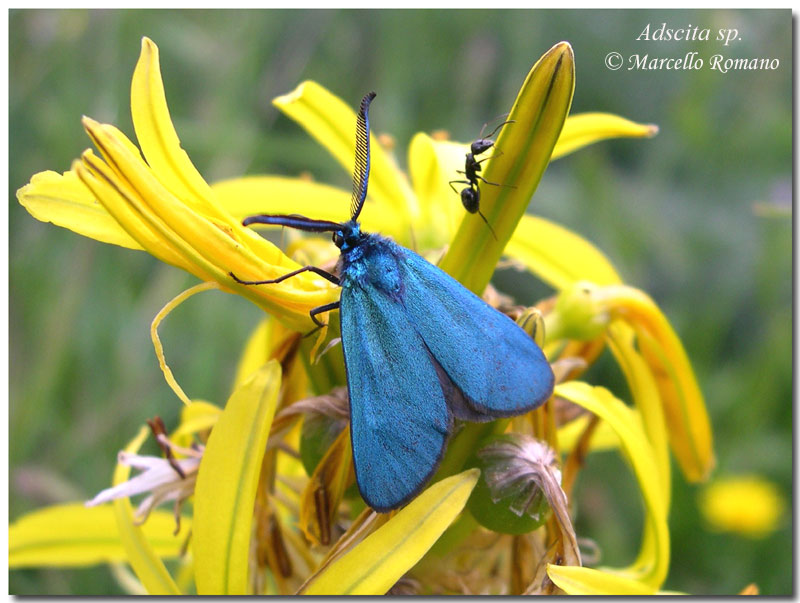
(86, 435, 202, 530)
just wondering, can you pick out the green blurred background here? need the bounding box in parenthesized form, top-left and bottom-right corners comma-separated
(9, 9, 791, 595)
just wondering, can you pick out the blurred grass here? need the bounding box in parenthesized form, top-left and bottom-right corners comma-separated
(9, 9, 791, 595)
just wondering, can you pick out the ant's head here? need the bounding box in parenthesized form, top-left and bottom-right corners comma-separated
(471, 138, 495, 156)
(460, 186, 480, 214)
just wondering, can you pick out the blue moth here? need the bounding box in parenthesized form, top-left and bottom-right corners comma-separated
(233, 92, 554, 512)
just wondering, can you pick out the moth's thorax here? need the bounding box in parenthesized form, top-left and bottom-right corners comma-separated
(339, 232, 404, 297)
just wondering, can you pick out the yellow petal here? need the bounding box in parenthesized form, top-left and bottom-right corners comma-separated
(113, 425, 182, 595)
(9, 504, 188, 568)
(299, 425, 354, 546)
(130, 37, 232, 226)
(606, 322, 671, 506)
(17, 169, 143, 250)
(75, 149, 207, 277)
(193, 361, 281, 595)
(83, 120, 258, 280)
(83, 119, 336, 330)
(273, 81, 414, 223)
(598, 286, 715, 482)
(551, 113, 658, 161)
(302, 468, 480, 595)
(407, 133, 465, 244)
(505, 213, 622, 291)
(211, 175, 402, 239)
(553, 381, 669, 589)
(556, 413, 620, 453)
(151, 282, 220, 406)
(171, 400, 223, 442)
(232, 316, 273, 389)
(439, 42, 576, 293)
(547, 565, 656, 595)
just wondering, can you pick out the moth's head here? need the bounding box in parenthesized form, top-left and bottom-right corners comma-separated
(332, 219, 363, 252)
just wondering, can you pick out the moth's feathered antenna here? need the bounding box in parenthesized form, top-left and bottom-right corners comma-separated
(350, 92, 376, 222)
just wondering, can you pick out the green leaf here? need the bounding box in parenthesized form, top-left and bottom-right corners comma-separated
(439, 42, 575, 293)
(9, 504, 188, 568)
(302, 468, 480, 595)
(193, 361, 282, 595)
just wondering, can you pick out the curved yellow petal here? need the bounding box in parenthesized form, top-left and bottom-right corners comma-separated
(17, 169, 143, 250)
(302, 468, 480, 595)
(81, 119, 337, 331)
(299, 425, 353, 547)
(606, 322, 671, 506)
(551, 113, 659, 161)
(407, 133, 465, 245)
(273, 81, 415, 223)
(505, 213, 623, 291)
(440, 42, 575, 293)
(74, 153, 197, 274)
(171, 400, 223, 445)
(232, 316, 273, 389)
(9, 504, 188, 568)
(547, 564, 656, 595)
(597, 286, 715, 482)
(113, 425, 182, 595)
(130, 37, 232, 226)
(210, 175, 402, 239)
(193, 361, 281, 595)
(556, 413, 620, 453)
(553, 381, 669, 589)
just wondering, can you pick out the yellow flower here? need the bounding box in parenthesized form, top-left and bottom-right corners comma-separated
(18, 38, 338, 332)
(548, 281, 715, 484)
(700, 475, 786, 538)
(18, 38, 655, 325)
(13, 36, 697, 597)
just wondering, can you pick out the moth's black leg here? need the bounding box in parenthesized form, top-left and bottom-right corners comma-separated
(310, 301, 340, 328)
(230, 265, 340, 287)
(448, 179, 471, 194)
(303, 301, 341, 338)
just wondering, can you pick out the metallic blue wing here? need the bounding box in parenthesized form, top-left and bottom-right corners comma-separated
(340, 278, 451, 512)
(395, 242, 554, 417)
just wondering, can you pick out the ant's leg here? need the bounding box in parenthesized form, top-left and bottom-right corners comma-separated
(230, 265, 340, 287)
(449, 179, 471, 194)
(476, 174, 516, 189)
(477, 210, 498, 241)
(475, 149, 504, 165)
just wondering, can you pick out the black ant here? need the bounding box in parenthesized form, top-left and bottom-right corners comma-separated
(448, 118, 515, 240)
